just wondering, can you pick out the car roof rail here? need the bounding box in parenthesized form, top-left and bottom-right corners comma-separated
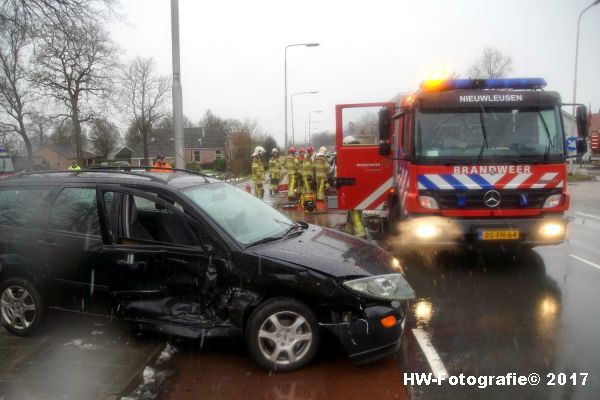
(16, 169, 166, 183)
(86, 165, 211, 183)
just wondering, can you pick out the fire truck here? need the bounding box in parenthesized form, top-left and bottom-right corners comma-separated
(590, 131, 600, 164)
(0, 146, 16, 179)
(335, 78, 589, 248)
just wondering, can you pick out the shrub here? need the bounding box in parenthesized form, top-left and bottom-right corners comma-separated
(214, 158, 226, 171)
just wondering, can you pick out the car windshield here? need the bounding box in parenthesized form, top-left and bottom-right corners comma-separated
(0, 157, 15, 173)
(183, 182, 295, 246)
(414, 106, 564, 163)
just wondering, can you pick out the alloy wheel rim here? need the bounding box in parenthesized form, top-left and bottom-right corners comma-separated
(0, 286, 36, 330)
(257, 310, 312, 366)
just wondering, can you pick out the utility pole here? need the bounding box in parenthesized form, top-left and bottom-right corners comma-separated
(171, 0, 185, 169)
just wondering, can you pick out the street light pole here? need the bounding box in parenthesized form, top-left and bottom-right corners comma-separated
(572, 0, 600, 118)
(308, 110, 323, 144)
(284, 43, 319, 150)
(291, 91, 318, 146)
(171, 0, 185, 169)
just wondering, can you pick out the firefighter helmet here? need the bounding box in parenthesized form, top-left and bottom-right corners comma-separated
(288, 146, 296, 154)
(271, 148, 279, 154)
(306, 145, 314, 153)
(299, 148, 305, 153)
(318, 146, 327, 155)
(252, 146, 266, 157)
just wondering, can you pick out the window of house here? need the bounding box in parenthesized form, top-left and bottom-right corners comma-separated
(48, 188, 100, 236)
(193, 150, 201, 162)
(0, 188, 51, 227)
(215, 150, 223, 160)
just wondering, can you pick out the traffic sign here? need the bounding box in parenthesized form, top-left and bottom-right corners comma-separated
(566, 137, 577, 152)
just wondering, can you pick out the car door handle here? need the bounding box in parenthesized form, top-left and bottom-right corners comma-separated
(37, 239, 59, 247)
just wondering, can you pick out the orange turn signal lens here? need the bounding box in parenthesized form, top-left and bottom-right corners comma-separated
(380, 315, 397, 328)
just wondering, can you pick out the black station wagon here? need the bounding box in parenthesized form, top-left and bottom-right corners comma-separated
(0, 170, 414, 371)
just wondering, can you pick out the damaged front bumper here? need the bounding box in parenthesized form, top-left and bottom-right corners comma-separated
(320, 304, 406, 364)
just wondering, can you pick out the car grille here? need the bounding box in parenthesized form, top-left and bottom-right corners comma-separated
(420, 188, 562, 210)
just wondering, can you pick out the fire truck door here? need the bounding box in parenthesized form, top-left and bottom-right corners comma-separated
(335, 103, 395, 210)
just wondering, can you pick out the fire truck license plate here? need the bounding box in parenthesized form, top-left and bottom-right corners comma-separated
(478, 230, 520, 240)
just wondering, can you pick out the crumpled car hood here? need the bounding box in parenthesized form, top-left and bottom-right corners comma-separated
(252, 224, 397, 278)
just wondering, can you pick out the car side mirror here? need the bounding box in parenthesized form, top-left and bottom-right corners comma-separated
(378, 108, 391, 156)
(576, 105, 589, 139)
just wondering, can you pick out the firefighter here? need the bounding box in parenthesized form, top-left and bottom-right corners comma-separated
(302, 146, 314, 194)
(268, 148, 282, 196)
(67, 161, 81, 171)
(283, 147, 298, 199)
(296, 148, 305, 196)
(251, 146, 266, 198)
(150, 155, 173, 172)
(341, 135, 367, 239)
(313, 146, 329, 201)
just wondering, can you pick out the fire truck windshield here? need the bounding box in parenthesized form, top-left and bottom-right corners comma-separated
(414, 106, 564, 164)
(0, 156, 15, 173)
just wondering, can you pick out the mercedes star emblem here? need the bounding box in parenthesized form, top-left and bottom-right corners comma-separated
(483, 190, 501, 208)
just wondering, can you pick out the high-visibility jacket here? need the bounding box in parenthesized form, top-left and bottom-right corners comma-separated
(283, 155, 297, 175)
(302, 156, 313, 178)
(269, 157, 281, 179)
(313, 155, 328, 178)
(252, 158, 265, 184)
(67, 164, 81, 171)
(150, 162, 173, 173)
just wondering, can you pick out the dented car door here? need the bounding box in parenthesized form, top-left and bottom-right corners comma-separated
(96, 186, 226, 335)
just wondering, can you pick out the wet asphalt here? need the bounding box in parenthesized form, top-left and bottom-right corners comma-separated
(164, 181, 600, 400)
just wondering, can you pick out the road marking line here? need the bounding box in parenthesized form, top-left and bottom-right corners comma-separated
(570, 254, 600, 271)
(576, 211, 600, 221)
(412, 328, 448, 376)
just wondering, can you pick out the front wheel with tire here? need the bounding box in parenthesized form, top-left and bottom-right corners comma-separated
(0, 277, 44, 336)
(245, 297, 320, 372)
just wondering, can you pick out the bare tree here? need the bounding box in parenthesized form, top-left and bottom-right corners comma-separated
(32, 17, 117, 165)
(1, 0, 119, 34)
(120, 56, 171, 165)
(0, 16, 35, 169)
(155, 113, 194, 129)
(27, 112, 50, 145)
(89, 117, 119, 158)
(467, 47, 513, 79)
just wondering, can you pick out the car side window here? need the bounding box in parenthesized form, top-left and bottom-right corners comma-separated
(104, 190, 201, 247)
(48, 187, 101, 236)
(0, 188, 51, 227)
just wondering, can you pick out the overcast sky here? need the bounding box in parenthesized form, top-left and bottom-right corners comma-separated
(109, 0, 600, 147)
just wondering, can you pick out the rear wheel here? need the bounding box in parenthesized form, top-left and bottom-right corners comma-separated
(0, 278, 44, 336)
(245, 297, 320, 372)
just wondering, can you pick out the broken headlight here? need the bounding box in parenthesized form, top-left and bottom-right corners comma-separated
(343, 274, 415, 301)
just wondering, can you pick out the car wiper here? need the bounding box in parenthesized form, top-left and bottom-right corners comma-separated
(476, 106, 489, 164)
(247, 223, 305, 248)
(538, 111, 554, 163)
(246, 235, 285, 248)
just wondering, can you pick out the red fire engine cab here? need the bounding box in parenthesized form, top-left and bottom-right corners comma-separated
(335, 78, 589, 248)
(0, 146, 16, 179)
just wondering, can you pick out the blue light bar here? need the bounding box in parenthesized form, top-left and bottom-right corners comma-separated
(421, 78, 547, 91)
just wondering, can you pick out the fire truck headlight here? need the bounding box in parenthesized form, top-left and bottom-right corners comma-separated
(418, 196, 439, 210)
(539, 223, 564, 238)
(543, 194, 563, 208)
(415, 223, 442, 239)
